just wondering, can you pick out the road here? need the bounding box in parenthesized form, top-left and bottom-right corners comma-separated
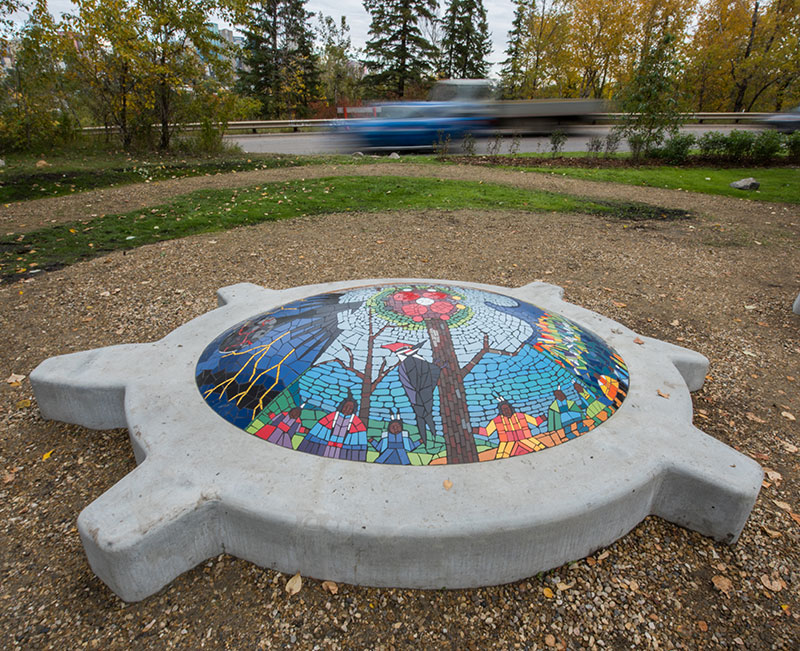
(227, 124, 764, 156)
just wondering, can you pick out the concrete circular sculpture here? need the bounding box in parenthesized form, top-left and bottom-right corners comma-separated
(195, 284, 629, 466)
(30, 279, 763, 602)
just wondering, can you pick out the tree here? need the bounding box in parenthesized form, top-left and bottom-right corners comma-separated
(315, 14, 362, 107)
(0, 0, 75, 150)
(362, 0, 438, 98)
(63, 0, 148, 149)
(616, 30, 684, 158)
(440, 0, 492, 79)
(565, 0, 633, 98)
(500, 0, 569, 99)
(238, 0, 319, 118)
(136, 0, 244, 149)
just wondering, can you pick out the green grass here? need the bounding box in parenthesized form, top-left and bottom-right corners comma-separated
(0, 151, 369, 203)
(500, 164, 800, 204)
(1, 175, 692, 281)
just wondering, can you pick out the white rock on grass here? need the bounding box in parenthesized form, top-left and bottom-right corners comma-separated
(730, 177, 759, 190)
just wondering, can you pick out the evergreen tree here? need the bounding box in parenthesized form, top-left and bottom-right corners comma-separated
(500, 0, 530, 98)
(362, 0, 438, 98)
(238, 0, 319, 118)
(440, 0, 491, 79)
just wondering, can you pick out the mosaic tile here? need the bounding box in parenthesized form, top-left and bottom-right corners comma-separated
(196, 284, 629, 465)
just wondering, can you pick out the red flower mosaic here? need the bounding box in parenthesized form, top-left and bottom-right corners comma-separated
(386, 289, 464, 322)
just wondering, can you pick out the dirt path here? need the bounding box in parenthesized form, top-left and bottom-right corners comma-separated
(1, 162, 799, 649)
(3, 162, 798, 235)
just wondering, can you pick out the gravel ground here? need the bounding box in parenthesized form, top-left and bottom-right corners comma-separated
(1, 163, 799, 649)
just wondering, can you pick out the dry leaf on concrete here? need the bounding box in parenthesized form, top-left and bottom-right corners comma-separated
(443, 479, 453, 491)
(633, 337, 644, 345)
(285, 572, 302, 595)
(657, 389, 670, 399)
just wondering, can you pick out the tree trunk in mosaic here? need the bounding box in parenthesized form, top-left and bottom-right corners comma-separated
(425, 318, 479, 464)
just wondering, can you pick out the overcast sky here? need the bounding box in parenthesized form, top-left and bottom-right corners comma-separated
(12, 0, 515, 76)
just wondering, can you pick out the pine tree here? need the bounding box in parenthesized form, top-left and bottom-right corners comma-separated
(500, 0, 530, 98)
(362, 0, 438, 98)
(238, 0, 319, 119)
(440, 0, 491, 79)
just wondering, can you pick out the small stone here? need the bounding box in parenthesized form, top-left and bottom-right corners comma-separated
(389, 152, 401, 159)
(729, 177, 759, 190)
(352, 151, 364, 157)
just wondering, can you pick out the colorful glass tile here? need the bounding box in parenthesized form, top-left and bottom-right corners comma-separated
(196, 284, 629, 465)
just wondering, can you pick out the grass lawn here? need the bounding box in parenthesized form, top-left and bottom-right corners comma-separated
(0, 150, 365, 203)
(1, 175, 691, 281)
(499, 163, 800, 204)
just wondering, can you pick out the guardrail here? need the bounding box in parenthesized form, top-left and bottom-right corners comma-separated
(82, 112, 775, 136)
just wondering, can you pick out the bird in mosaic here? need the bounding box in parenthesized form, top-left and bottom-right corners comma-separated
(381, 341, 442, 445)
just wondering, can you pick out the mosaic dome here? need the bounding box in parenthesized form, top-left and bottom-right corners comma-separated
(196, 284, 629, 465)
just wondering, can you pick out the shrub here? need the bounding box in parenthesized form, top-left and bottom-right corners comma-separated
(697, 131, 727, 157)
(549, 129, 567, 157)
(655, 133, 695, 164)
(461, 132, 476, 156)
(628, 133, 646, 160)
(724, 130, 756, 161)
(751, 129, 783, 163)
(587, 136, 603, 157)
(604, 130, 622, 157)
(786, 131, 800, 159)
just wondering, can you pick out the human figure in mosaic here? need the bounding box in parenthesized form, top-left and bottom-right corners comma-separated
(253, 404, 307, 448)
(372, 415, 420, 465)
(572, 382, 608, 423)
(298, 394, 367, 460)
(547, 388, 583, 432)
(381, 342, 442, 446)
(482, 399, 547, 458)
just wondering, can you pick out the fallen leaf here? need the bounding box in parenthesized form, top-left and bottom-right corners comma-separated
(633, 337, 644, 345)
(763, 468, 782, 485)
(542, 587, 554, 599)
(321, 580, 338, 595)
(544, 634, 556, 647)
(761, 525, 781, 538)
(773, 500, 792, 512)
(3, 472, 15, 484)
(697, 621, 708, 632)
(745, 412, 766, 424)
(750, 451, 769, 461)
(585, 557, 596, 566)
(790, 512, 800, 526)
(780, 411, 795, 421)
(760, 574, 785, 592)
(16, 399, 31, 409)
(285, 572, 302, 595)
(5, 373, 24, 384)
(784, 443, 798, 453)
(42, 449, 54, 461)
(556, 581, 574, 592)
(657, 389, 670, 399)
(443, 479, 453, 491)
(142, 618, 156, 632)
(744, 304, 757, 310)
(712, 575, 733, 596)
(670, 319, 680, 326)
(612, 300, 627, 308)
(597, 551, 610, 561)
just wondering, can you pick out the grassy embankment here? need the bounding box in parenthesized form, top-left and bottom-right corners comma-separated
(1, 176, 691, 281)
(3, 150, 798, 204)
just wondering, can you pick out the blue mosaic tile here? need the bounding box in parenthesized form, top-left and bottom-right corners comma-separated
(196, 284, 629, 465)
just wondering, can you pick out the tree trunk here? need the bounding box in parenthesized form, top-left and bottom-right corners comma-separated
(426, 318, 478, 464)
